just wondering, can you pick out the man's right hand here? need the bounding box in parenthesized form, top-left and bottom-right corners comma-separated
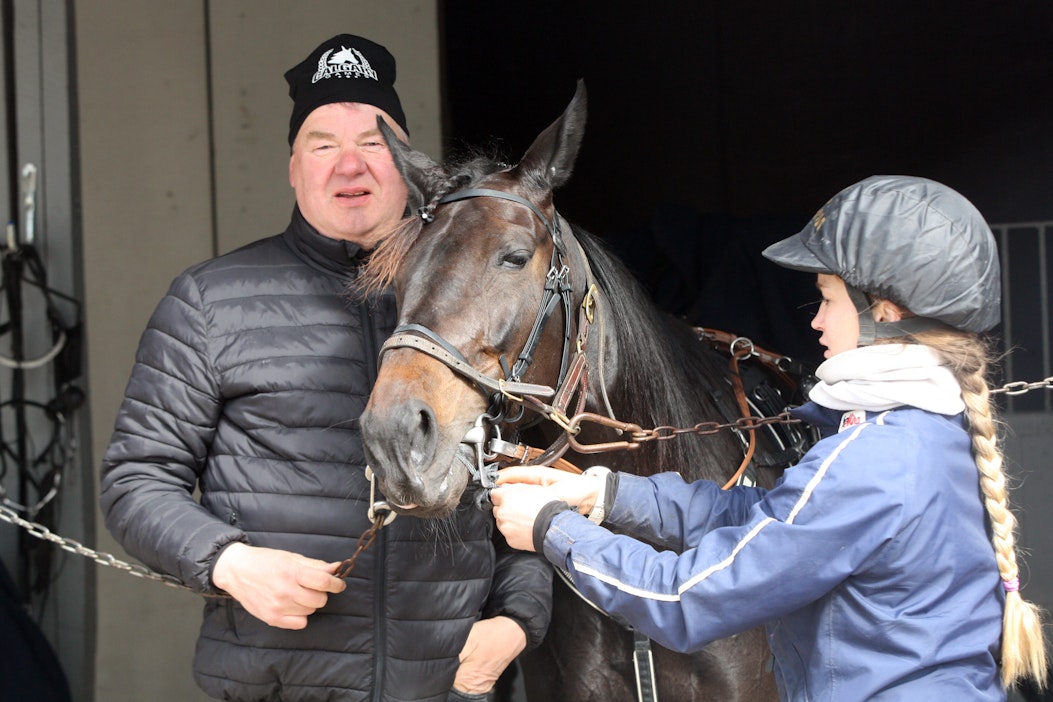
(211, 543, 346, 629)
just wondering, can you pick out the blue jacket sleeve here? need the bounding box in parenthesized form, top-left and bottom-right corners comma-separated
(541, 422, 907, 653)
(603, 472, 768, 551)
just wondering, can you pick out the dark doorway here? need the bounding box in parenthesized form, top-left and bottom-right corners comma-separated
(441, 3, 1053, 366)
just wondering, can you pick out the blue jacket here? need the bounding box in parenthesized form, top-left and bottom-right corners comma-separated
(543, 402, 1005, 701)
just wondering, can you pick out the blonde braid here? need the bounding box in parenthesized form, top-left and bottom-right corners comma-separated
(915, 330, 1049, 689)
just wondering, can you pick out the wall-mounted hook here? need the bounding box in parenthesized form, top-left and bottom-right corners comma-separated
(21, 163, 38, 246)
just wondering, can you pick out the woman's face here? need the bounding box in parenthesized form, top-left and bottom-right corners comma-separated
(811, 274, 860, 358)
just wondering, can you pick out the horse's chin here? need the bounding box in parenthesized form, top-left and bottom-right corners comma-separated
(377, 455, 471, 519)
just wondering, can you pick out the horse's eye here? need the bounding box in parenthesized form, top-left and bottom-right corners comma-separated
(499, 250, 532, 269)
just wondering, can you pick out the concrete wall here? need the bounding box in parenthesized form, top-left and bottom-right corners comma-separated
(75, 3, 441, 700)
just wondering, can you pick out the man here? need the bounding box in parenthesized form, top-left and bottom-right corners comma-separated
(100, 33, 551, 702)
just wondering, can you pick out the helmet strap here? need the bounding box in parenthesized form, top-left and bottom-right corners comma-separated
(848, 285, 950, 346)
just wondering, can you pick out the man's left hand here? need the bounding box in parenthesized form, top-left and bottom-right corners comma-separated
(452, 615, 527, 694)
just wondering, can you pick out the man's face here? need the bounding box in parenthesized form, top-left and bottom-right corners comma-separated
(289, 102, 409, 248)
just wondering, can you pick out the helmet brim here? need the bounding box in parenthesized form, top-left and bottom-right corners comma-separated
(762, 233, 833, 274)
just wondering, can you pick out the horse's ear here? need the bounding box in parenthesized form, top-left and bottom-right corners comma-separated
(515, 79, 587, 191)
(377, 116, 444, 211)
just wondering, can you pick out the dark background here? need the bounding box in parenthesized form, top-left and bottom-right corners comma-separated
(440, 3, 1053, 379)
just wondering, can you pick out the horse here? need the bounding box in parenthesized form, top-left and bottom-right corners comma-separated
(358, 81, 810, 701)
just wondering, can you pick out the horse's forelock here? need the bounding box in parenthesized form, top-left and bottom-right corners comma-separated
(355, 155, 509, 297)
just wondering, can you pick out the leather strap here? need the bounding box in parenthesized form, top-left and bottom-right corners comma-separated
(633, 629, 660, 702)
(380, 325, 555, 398)
(438, 187, 565, 253)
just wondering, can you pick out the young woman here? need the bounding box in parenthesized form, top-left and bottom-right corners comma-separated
(492, 175, 1048, 700)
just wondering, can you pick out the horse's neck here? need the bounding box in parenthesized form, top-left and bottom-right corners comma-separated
(585, 301, 744, 481)
(565, 225, 742, 480)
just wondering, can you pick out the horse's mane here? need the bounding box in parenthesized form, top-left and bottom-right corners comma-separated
(570, 225, 743, 482)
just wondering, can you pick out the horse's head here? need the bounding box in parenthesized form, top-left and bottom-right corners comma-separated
(360, 82, 588, 518)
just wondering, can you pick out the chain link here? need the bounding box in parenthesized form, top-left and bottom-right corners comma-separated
(991, 377, 1053, 396)
(0, 502, 200, 593)
(568, 411, 802, 453)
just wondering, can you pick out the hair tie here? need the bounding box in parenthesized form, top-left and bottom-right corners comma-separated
(1002, 577, 1020, 593)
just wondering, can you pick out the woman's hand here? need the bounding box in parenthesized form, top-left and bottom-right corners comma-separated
(497, 466, 603, 516)
(493, 467, 610, 551)
(491, 483, 564, 551)
(497, 465, 580, 487)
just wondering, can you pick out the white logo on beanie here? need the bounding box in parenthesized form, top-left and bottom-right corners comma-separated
(312, 46, 378, 83)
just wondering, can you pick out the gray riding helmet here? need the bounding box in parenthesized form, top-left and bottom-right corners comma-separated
(762, 175, 1001, 345)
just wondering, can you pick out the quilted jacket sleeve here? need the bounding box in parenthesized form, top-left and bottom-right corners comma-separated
(481, 527, 553, 650)
(99, 272, 246, 594)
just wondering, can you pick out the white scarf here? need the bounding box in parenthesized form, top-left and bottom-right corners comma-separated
(808, 344, 965, 415)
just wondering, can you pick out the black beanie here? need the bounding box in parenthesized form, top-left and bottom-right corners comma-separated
(284, 34, 408, 146)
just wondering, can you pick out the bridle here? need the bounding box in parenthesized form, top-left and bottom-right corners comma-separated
(378, 186, 597, 494)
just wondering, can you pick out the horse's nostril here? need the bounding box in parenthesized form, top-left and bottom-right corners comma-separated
(406, 402, 437, 471)
(417, 407, 432, 434)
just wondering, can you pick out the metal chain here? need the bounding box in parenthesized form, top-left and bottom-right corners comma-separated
(0, 474, 399, 593)
(0, 501, 198, 593)
(567, 410, 803, 454)
(334, 513, 386, 579)
(991, 376, 1053, 396)
(640, 411, 803, 442)
(570, 374, 1053, 454)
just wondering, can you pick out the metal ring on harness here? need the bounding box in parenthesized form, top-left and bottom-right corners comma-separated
(729, 336, 756, 360)
(363, 466, 397, 526)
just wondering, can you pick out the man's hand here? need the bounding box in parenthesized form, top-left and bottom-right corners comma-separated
(452, 615, 527, 694)
(211, 542, 346, 629)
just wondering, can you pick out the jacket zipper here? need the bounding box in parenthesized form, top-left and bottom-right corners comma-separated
(371, 526, 388, 702)
(362, 295, 388, 702)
